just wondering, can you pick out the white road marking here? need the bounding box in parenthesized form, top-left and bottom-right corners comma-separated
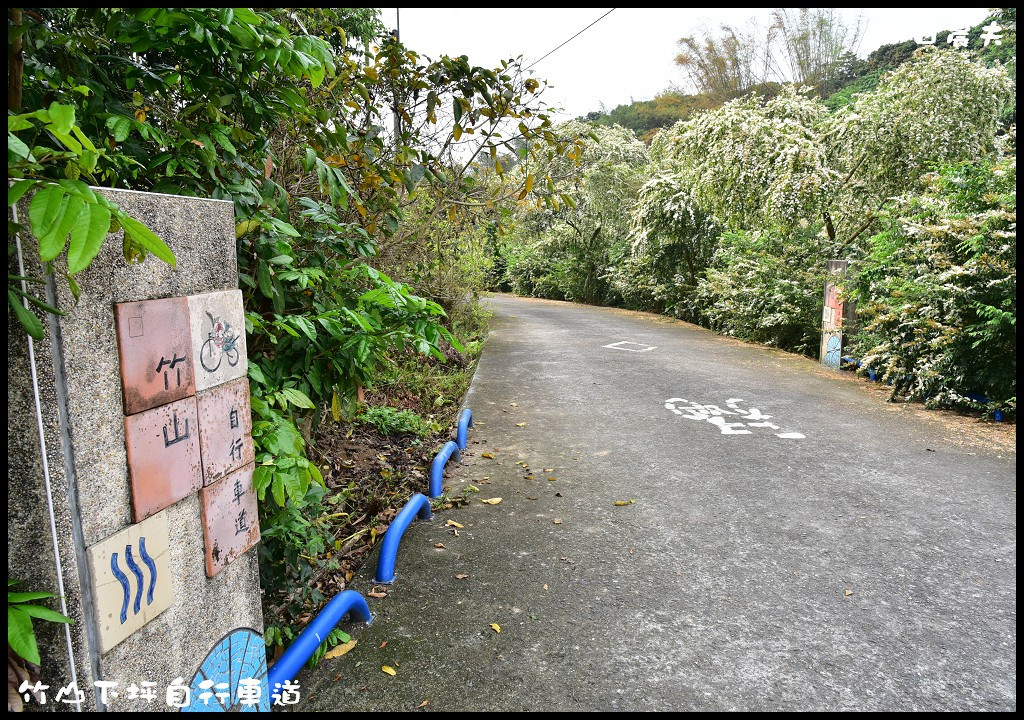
(603, 341, 657, 352)
(665, 397, 806, 439)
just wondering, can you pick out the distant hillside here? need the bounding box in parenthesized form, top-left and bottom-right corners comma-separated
(583, 8, 1015, 140)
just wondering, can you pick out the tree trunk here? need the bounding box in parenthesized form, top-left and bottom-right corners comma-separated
(9, 9, 24, 111)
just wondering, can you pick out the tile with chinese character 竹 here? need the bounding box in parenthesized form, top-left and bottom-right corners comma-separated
(115, 297, 195, 414)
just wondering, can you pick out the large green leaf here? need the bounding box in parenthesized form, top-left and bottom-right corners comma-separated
(8, 132, 31, 160)
(280, 388, 315, 409)
(28, 186, 67, 245)
(120, 214, 176, 266)
(8, 179, 36, 207)
(105, 115, 133, 142)
(8, 288, 46, 340)
(8, 606, 40, 665)
(271, 474, 286, 506)
(67, 202, 111, 274)
(257, 262, 273, 298)
(16, 604, 73, 625)
(46, 103, 75, 135)
(40, 195, 85, 262)
(7, 591, 55, 602)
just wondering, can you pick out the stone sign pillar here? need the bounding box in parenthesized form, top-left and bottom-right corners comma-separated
(820, 259, 850, 369)
(9, 188, 267, 711)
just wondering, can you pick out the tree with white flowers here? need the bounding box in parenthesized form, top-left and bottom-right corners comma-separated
(826, 47, 1014, 253)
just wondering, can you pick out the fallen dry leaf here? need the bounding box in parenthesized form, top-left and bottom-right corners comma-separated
(548, 476, 557, 482)
(516, 422, 526, 427)
(367, 591, 387, 599)
(446, 520, 465, 529)
(323, 639, 357, 659)
(482, 452, 495, 459)
(333, 673, 343, 682)
(553, 518, 563, 525)
(468, 484, 480, 492)
(543, 583, 549, 591)
(380, 641, 388, 649)
(844, 589, 854, 597)
(481, 497, 503, 505)
(417, 700, 429, 709)
(434, 543, 446, 549)
(490, 623, 501, 634)
(510, 402, 518, 407)
(526, 474, 534, 480)
(455, 573, 469, 580)
(381, 665, 397, 676)
(614, 499, 637, 506)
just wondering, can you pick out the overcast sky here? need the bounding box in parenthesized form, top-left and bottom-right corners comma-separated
(381, 7, 992, 119)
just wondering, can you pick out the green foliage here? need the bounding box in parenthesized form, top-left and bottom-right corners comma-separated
(375, 192, 493, 333)
(502, 122, 648, 305)
(823, 69, 884, 111)
(697, 228, 829, 354)
(250, 394, 323, 509)
(7, 103, 174, 339)
(8, 580, 73, 667)
(514, 39, 1016, 423)
(849, 152, 1016, 415)
(357, 406, 437, 437)
(583, 90, 714, 141)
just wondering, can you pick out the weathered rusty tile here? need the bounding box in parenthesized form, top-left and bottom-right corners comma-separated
(124, 396, 203, 522)
(200, 463, 260, 577)
(115, 297, 195, 414)
(85, 511, 174, 654)
(196, 377, 254, 484)
(188, 290, 247, 392)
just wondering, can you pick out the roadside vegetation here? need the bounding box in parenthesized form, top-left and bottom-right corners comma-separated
(500, 8, 1016, 419)
(8, 6, 573, 661)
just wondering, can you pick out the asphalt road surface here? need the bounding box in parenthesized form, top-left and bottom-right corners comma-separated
(295, 294, 1016, 712)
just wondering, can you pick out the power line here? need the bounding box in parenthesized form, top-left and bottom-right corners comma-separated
(527, 8, 616, 70)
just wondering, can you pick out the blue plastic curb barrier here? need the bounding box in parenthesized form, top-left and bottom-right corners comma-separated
(456, 408, 474, 450)
(375, 493, 433, 583)
(428, 441, 461, 498)
(267, 590, 371, 697)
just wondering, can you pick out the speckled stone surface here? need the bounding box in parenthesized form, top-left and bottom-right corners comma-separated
(9, 188, 265, 711)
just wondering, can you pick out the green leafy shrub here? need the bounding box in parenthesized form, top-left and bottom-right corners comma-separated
(357, 406, 437, 437)
(7, 581, 73, 668)
(849, 152, 1016, 415)
(697, 228, 829, 354)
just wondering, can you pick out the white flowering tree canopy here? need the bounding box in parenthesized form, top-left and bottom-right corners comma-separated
(827, 48, 1014, 241)
(648, 87, 836, 233)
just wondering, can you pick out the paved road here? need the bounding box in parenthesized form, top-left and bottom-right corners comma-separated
(297, 294, 1016, 712)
